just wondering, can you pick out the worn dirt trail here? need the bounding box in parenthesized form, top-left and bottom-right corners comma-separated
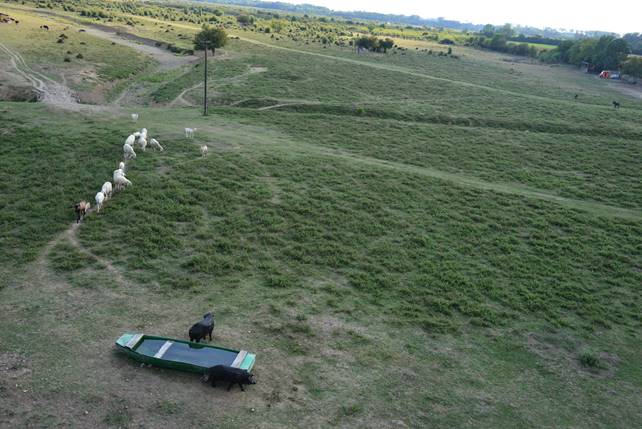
(169, 82, 202, 107)
(0, 41, 80, 109)
(30, 217, 128, 292)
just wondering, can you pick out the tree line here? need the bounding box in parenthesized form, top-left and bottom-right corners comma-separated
(468, 34, 540, 58)
(540, 36, 632, 72)
(471, 25, 640, 78)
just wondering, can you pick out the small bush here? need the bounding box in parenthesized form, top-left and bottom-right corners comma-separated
(578, 350, 604, 369)
(264, 273, 295, 288)
(63, 57, 71, 62)
(76, 53, 83, 59)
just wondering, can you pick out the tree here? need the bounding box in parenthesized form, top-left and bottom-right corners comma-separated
(482, 24, 495, 37)
(379, 38, 394, 53)
(499, 23, 514, 38)
(489, 34, 507, 51)
(621, 56, 642, 78)
(270, 19, 285, 33)
(601, 38, 630, 69)
(622, 33, 642, 55)
(568, 38, 597, 66)
(236, 14, 254, 26)
(194, 26, 228, 55)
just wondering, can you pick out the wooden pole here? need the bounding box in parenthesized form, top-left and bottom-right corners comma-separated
(204, 40, 208, 116)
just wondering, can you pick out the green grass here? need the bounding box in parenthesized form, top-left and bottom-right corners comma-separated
(0, 3, 641, 428)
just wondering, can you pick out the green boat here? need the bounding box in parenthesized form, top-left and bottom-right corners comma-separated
(115, 333, 256, 374)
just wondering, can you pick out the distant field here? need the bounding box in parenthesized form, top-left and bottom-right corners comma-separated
(507, 41, 557, 50)
(0, 2, 641, 428)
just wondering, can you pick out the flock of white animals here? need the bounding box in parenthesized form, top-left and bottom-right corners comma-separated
(74, 114, 206, 222)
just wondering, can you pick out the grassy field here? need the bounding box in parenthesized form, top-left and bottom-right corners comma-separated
(0, 2, 641, 428)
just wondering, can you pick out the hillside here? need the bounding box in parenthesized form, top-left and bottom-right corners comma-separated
(0, 1, 641, 428)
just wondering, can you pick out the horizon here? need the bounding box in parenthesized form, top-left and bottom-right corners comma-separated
(266, 0, 641, 34)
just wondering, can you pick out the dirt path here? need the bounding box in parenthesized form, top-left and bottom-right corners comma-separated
(257, 101, 319, 111)
(31, 217, 128, 290)
(169, 82, 202, 107)
(0, 41, 80, 108)
(169, 66, 266, 107)
(83, 25, 198, 71)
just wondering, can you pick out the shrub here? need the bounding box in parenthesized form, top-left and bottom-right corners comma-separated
(578, 349, 604, 369)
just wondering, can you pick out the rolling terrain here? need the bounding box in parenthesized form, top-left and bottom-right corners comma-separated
(0, 2, 641, 428)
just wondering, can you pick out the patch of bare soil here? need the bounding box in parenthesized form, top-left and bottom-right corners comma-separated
(0, 353, 34, 427)
(0, 41, 113, 112)
(0, 352, 31, 381)
(526, 332, 619, 379)
(0, 65, 39, 101)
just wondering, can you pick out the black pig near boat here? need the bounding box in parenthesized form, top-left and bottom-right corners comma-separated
(189, 312, 214, 343)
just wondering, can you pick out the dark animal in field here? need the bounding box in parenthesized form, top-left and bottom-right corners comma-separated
(613, 101, 620, 109)
(189, 312, 214, 343)
(78, 29, 86, 32)
(207, 365, 256, 391)
(40, 25, 49, 30)
(574, 94, 578, 100)
(73, 201, 90, 223)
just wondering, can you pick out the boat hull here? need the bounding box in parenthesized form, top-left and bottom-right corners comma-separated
(115, 333, 255, 374)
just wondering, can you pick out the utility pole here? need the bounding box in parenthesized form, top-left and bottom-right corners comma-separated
(203, 40, 208, 116)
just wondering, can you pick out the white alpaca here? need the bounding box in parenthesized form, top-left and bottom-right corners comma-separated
(200, 144, 208, 157)
(113, 169, 131, 190)
(95, 191, 105, 212)
(113, 168, 126, 183)
(138, 137, 147, 151)
(131, 113, 139, 122)
(101, 181, 113, 198)
(185, 127, 196, 138)
(140, 128, 147, 140)
(123, 143, 136, 159)
(133, 131, 141, 139)
(125, 134, 135, 146)
(114, 175, 132, 190)
(149, 138, 164, 151)
(119, 161, 125, 172)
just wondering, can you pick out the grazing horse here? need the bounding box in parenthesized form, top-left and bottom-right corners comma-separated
(613, 101, 620, 109)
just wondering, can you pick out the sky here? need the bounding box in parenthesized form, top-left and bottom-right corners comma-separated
(274, 0, 641, 34)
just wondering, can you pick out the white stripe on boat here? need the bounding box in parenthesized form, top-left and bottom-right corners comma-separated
(125, 333, 143, 349)
(154, 341, 173, 359)
(231, 350, 247, 368)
